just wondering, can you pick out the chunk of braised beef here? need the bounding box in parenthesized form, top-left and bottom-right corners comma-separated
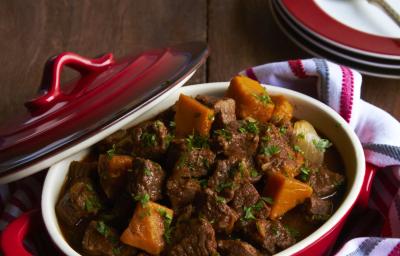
(195, 95, 236, 128)
(208, 158, 253, 201)
(166, 174, 201, 210)
(98, 154, 133, 199)
(96, 130, 133, 155)
(68, 161, 98, 183)
(212, 120, 259, 159)
(217, 239, 262, 256)
(130, 120, 171, 161)
(82, 221, 137, 256)
(167, 138, 215, 178)
(256, 124, 303, 178)
(56, 178, 102, 226)
(167, 218, 218, 256)
(304, 194, 333, 223)
(239, 219, 296, 255)
(197, 188, 239, 234)
(127, 158, 165, 201)
(308, 165, 345, 197)
(230, 182, 270, 219)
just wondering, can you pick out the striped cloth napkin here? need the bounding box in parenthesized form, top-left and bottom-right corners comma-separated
(240, 58, 400, 256)
(0, 58, 399, 255)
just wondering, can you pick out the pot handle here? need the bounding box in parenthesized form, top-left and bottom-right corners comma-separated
(1, 210, 38, 256)
(25, 52, 115, 113)
(356, 163, 378, 209)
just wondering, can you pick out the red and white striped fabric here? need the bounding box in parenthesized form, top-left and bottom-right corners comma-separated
(0, 58, 399, 255)
(240, 58, 400, 255)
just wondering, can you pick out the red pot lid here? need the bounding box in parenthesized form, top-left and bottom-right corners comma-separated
(0, 42, 208, 182)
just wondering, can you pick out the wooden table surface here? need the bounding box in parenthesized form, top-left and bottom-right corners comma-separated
(0, 0, 399, 125)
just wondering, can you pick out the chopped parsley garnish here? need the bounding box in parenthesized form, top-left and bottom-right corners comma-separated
(96, 221, 110, 237)
(112, 246, 122, 255)
(240, 120, 259, 134)
(141, 132, 157, 147)
(186, 134, 209, 149)
(254, 93, 272, 105)
(143, 167, 152, 176)
(215, 196, 226, 204)
(250, 169, 259, 178)
(242, 200, 265, 221)
(134, 193, 150, 206)
(169, 121, 176, 127)
(208, 114, 215, 121)
(238, 162, 245, 177)
(260, 145, 280, 156)
(216, 182, 233, 192)
(279, 126, 287, 135)
(299, 166, 312, 182)
(154, 120, 163, 128)
(107, 144, 117, 158)
(158, 209, 173, 244)
(297, 133, 305, 139)
(312, 139, 332, 152)
(214, 128, 232, 141)
(84, 196, 100, 212)
(261, 136, 270, 143)
(293, 145, 304, 154)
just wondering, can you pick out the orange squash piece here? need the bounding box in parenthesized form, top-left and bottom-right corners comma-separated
(120, 201, 173, 255)
(270, 95, 293, 124)
(226, 76, 275, 122)
(174, 94, 214, 138)
(264, 172, 313, 219)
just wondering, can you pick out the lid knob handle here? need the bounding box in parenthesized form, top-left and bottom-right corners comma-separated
(25, 52, 115, 113)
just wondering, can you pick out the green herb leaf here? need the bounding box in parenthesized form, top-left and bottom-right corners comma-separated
(279, 126, 287, 135)
(214, 128, 232, 141)
(158, 209, 173, 244)
(216, 182, 233, 192)
(299, 166, 312, 182)
(215, 196, 226, 204)
(186, 134, 209, 149)
(141, 132, 157, 147)
(107, 144, 117, 158)
(243, 206, 256, 221)
(253, 93, 272, 105)
(250, 169, 259, 178)
(143, 167, 152, 176)
(241, 120, 259, 134)
(134, 193, 150, 206)
(169, 121, 176, 128)
(260, 145, 280, 156)
(293, 145, 304, 154)
(96, 221, 110, 237)
(297, 133, 305, 139)
(238, 127, 246, 133)
(284, 225, 300, 239)
(312, 139, 332, 152)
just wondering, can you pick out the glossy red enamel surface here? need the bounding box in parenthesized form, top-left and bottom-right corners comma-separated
(281, 0, 400, 56)
(0, 42, 208, 177)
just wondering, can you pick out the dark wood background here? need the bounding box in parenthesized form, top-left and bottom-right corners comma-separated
(0, 0, 399, 125)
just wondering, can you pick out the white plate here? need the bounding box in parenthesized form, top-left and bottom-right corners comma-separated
(280, 0, 400, 59)
(272, 1, 400, 79)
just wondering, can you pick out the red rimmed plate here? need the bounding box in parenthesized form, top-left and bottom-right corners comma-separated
(281, 0, 400, 59)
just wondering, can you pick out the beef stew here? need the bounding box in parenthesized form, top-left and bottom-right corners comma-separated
(56, 76, 346, 256)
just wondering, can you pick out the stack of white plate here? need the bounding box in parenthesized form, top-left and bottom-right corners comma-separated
(271, 0, 400, 79)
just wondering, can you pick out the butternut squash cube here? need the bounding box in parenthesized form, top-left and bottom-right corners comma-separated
(226, 76, 275, 122)
(120, 201, 173, 255)
(264, 172, 313, 219)
(174, 94, 214, 138)
(270, 95, 293, 124)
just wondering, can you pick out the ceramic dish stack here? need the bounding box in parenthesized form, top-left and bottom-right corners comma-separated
(270, 0, 400, 79)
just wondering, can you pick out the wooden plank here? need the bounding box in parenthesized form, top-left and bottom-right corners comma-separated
(0, 0, 207, 123)
(207, 0, 308, 82)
